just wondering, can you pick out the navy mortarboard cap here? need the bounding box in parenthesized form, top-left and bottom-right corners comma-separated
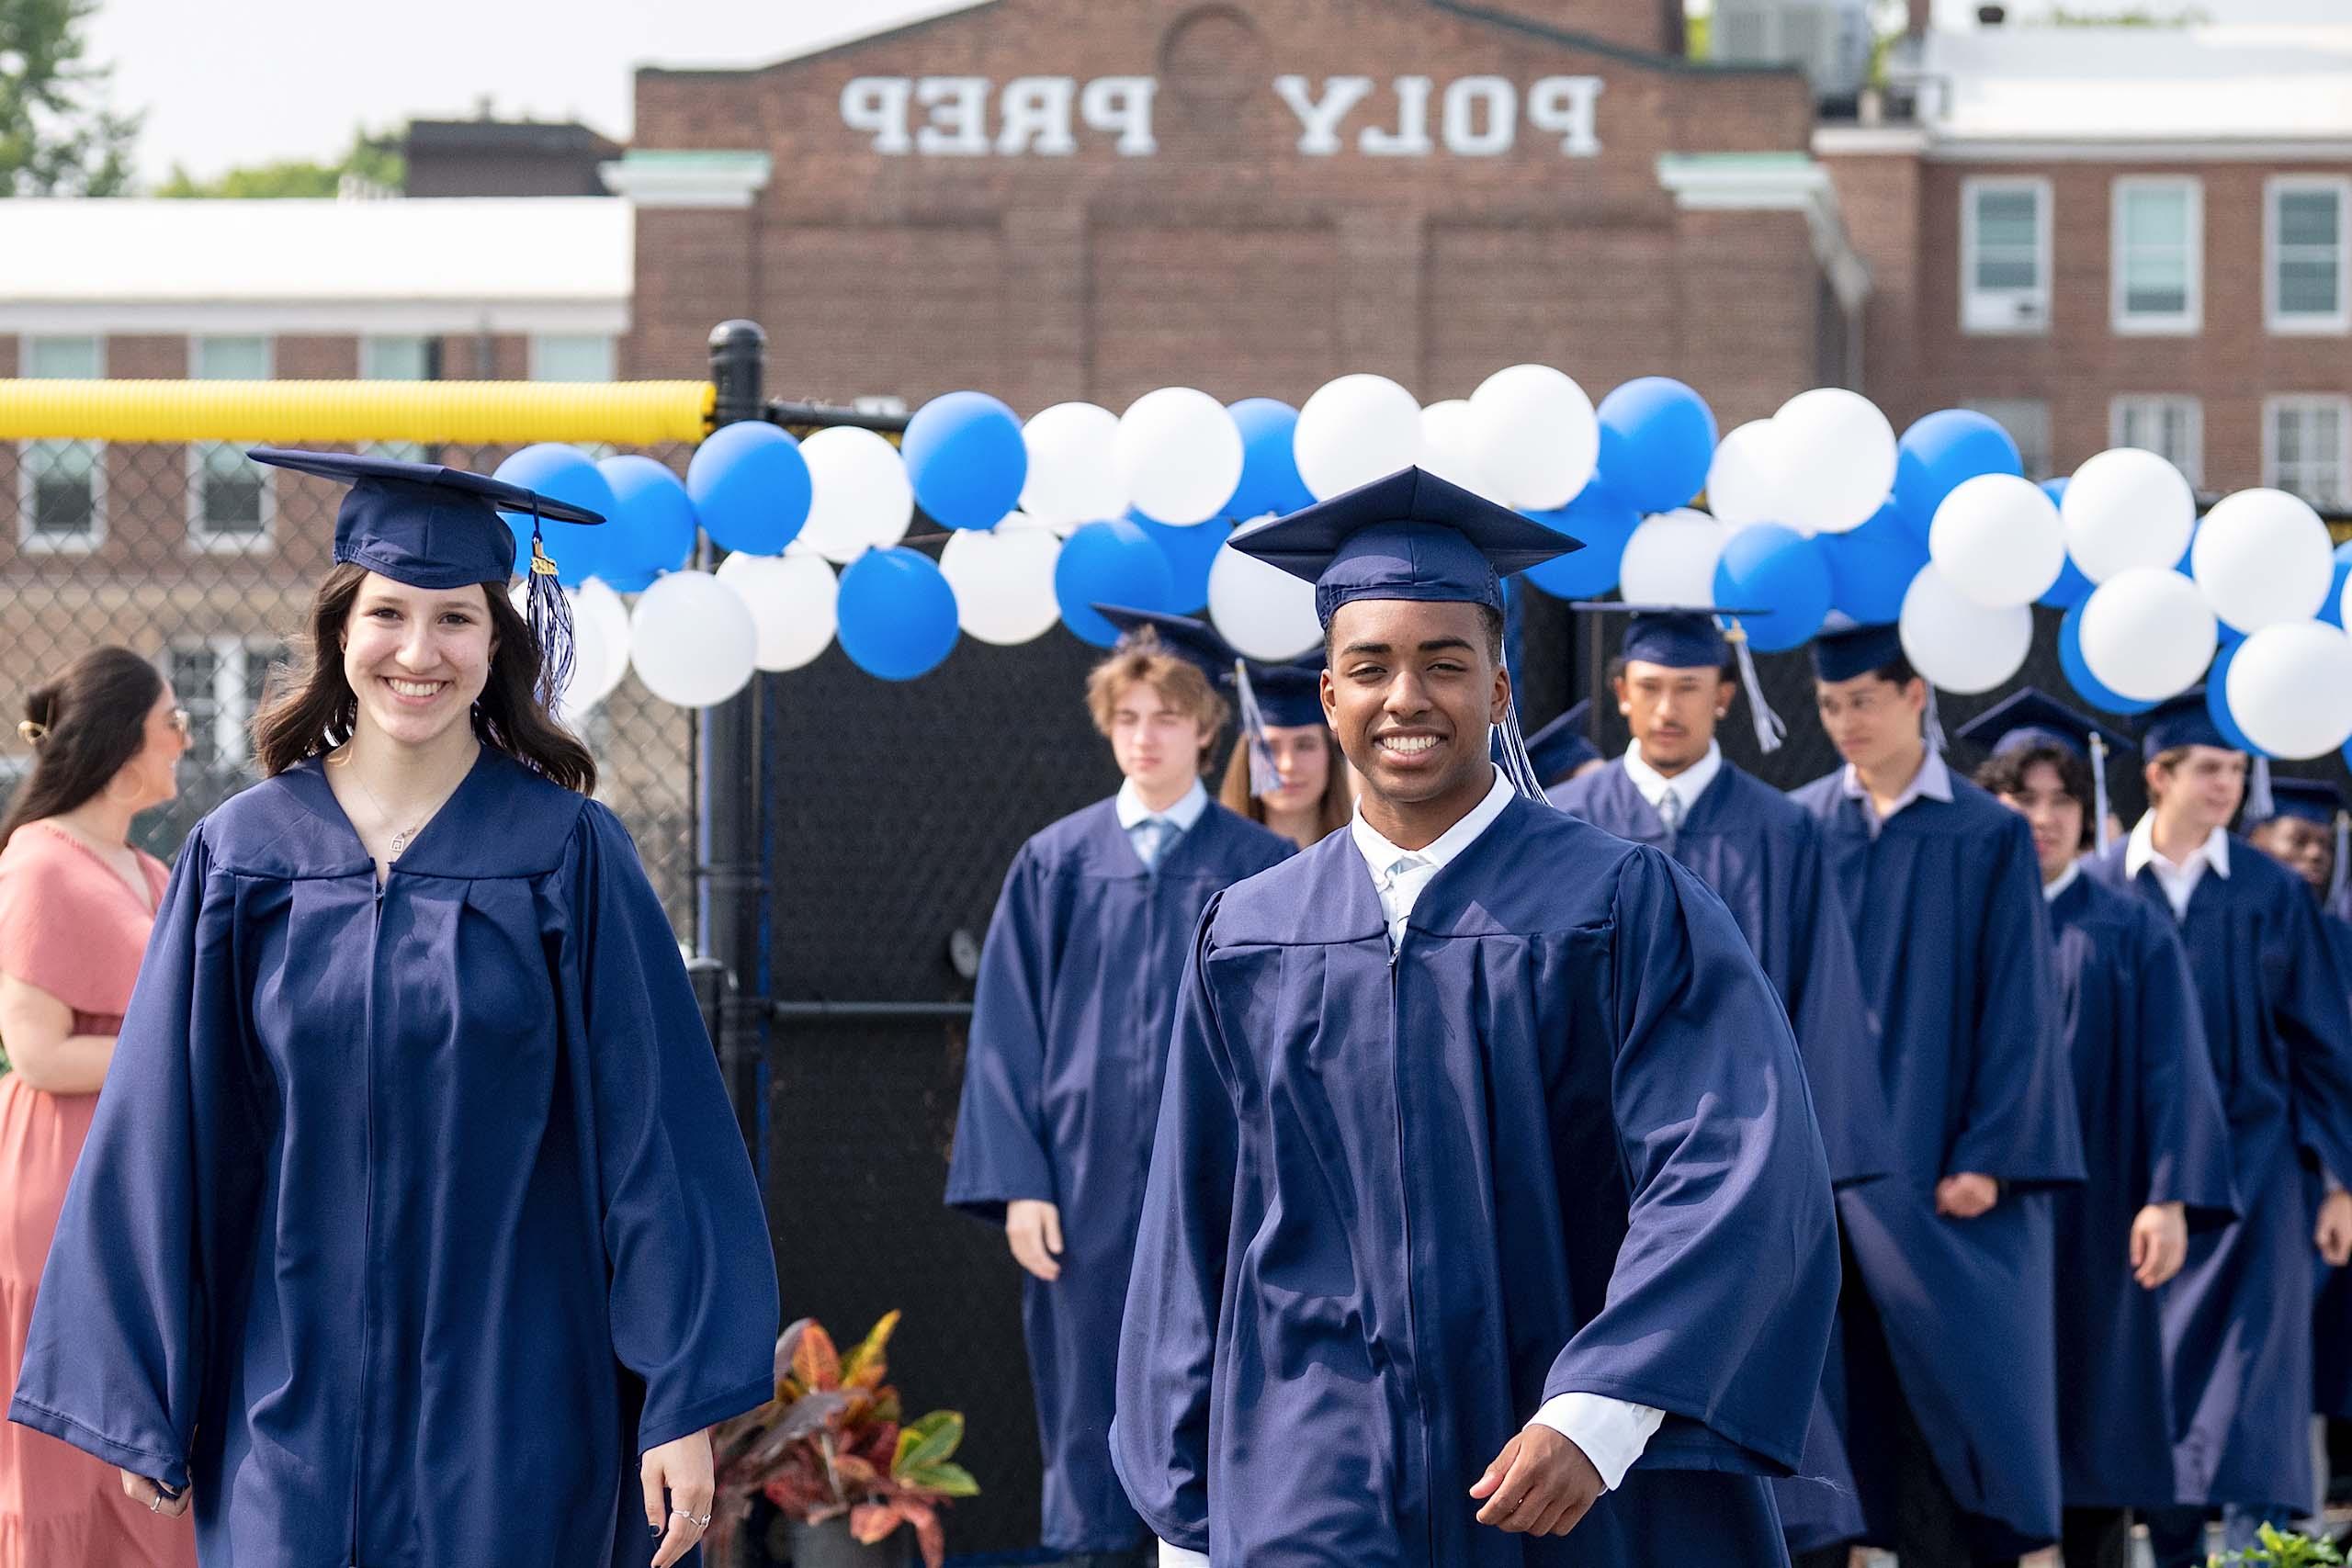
(1810, 615, 1906, 685)
(1523, 700, 1600, 786)
(1093, 604, 1233, 688)
(2139, 688, 2233, 757)
(1953, 688, 2136, 764)
(246, 447, 602, 590)
(1247, 662, 1326, 729)
(1229, 467, 1579, 626)
(2256, 776, 2346, 828)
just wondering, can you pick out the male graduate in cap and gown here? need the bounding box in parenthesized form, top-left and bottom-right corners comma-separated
(1962, 691, 2236, 1568)
(7, 451, 779, 1568)
(945, 609, 1290, 1568)
(1112, 467, 1838, 1568)
(1790, 620, 2085, 1568)
(2086, 692, 2352, 1566)
(1546, 604, 1893, 1561)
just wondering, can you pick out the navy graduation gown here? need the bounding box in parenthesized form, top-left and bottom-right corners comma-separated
(6, 750, 779, 1568)
(1791, 770, 2084, 1553)
(1111, 799, 1838, 1567)
(2087, 836, 2352, 1511)
(944, 796, 1289, 1553)
(2045, 872, 2235, 1507)
(2312, 913, 2352, 1420)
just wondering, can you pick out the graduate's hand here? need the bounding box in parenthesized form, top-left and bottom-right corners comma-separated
(1006, 1200, 1064, 1281)
(118, 1468, 189, 1517)
(1934, 1173, 1999, 1219)
(2317, 1189, 2352, 1269)
(2130, 1201, 2188, 1289)
(642, 1427, 715, 1568)
(1469, 1423, 1601, 1537)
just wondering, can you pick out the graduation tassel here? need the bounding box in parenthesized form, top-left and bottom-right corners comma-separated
(1232, 660, 1282, 798)
(1923, 686, 1949, 754)
(1495, 700, 1553, 807)
(1724, 621, 1785, 755)
(524, 512, 578, 716)
(2090, 731, 2114, 858)
(2246, 752, 2274, 821)
(2333, 810, 2350, 911)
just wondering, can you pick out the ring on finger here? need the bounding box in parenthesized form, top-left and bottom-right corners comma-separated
(672, 1507, 712, 1529)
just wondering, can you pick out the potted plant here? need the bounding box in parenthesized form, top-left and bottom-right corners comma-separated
(707, 1311, 978, 1568)
(2211, 1523, 2347, 1567)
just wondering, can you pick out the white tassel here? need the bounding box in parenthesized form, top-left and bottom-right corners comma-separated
(2246, 753, 2275, 821)
(2090, 732, 2114, 858)
(1232, 660, 1281, 798)
(1725, 622, 1785, 755)
(2333, 811, 2350, 910)
(1496, 702, 1553, 806)
(1924, 686, 1949, 754)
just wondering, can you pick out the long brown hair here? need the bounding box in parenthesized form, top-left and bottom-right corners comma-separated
(0, 646, 166, 855)
(251, 563, 596, 794)
(1218, 727, 1352, 843)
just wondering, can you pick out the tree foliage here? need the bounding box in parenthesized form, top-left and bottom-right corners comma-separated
(0, 0, 140, 197)
(154, 127, 403, 199)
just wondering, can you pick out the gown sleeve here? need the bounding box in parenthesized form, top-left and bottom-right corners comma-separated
(562, 803, 778, 1453)
(2132, 906, 2237, 1225)
(1110, 898, 1234, 1554)
(1946, 812, 2086, 1186)
(6, 825, 263, 1492)
(944, 848, 1058, 1222)
(2273, 886, 2352, 1190)
(1543, 847, 1838, 1476)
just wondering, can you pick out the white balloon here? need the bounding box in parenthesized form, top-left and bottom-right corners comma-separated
(1928, 473, 2064, 608)
(1467, 364, 1598, 511)
(1295, 374, 1423, 500)
(715, 550, 838, 672)
(2062, 447, 2196, 584)
(2077, 568, 2216, 704)
(1706, 421, 1793, 531)
(793, 426, 914, 563)
(1021, 401, 1127, 529)
(1618, 508, 1729, 608)
(1115, 387, 1243, 526)
(1899, 564, 2032, 694)
(2193, 488, 2334, 631)
(1419, 400, 1495, 499)
(1770, 388, 1896, 535)
(508, 580, 615, 726)
(574, 579, 633, 705)
(941, 516, 1064, 645)
(2228, 621, 2352, 760)
(1207, 540, 1321, 661)
(628, 570, 758, 707)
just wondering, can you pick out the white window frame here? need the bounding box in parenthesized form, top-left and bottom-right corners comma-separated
(164, 636, 285, 769)
(16, 334, 107, 554)
(1962, 175, 2052, 336)
(2266, 175, 2350, 336)
(2110, 176, 2202, 335)
(2263, 395, 2352, 511)
(527, 333, 616, 383)
(1963, 397, 2052, 480)
(185, 334, 276, 553)
(2108, 395, 2204, 490)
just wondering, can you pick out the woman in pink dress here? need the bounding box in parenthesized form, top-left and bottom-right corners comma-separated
(0, 646, 193, 1567)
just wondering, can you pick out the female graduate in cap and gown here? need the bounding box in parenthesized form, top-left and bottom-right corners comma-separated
(945, 608, 1290, 1568)
(2087, 692, 2352, 1566)
(6, 450, 780, 1568)
(1962, 691, 2235, 1568)
(1791, 621, 2085, 1568)
(1112, 467, 1838, 1568)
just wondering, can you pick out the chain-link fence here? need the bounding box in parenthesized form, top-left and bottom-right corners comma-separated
(0, 438, 701, 931)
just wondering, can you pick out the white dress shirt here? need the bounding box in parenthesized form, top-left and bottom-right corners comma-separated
(1117, 777, 1210, 869)
(2123, 813, 2231, 921)
(1840, 747, 1953, 839)
(1623, 739, 1723, 826)
(2042, 859, 2081, 904)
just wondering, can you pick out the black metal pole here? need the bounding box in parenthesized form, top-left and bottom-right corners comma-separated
(700, 320, 769, 1171)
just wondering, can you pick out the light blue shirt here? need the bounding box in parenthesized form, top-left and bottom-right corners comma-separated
(1117, 778, 1209, 870)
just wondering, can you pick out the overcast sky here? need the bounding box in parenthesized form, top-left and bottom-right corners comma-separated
(86, 0, 2335, 184)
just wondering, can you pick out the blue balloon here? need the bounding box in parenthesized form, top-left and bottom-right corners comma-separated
(493, 443, 618, 587)
(2326, 561, 2352, 630)
(1713, 523, 1831, 652)
(1057, 519, 1174, 647)
(1894, 410, 2022, 541)
(1134, 510, 1232, 614)
(1820, 502, 1928, 624)
(1595, 378, 1718, 514)
(2059, 601, 2156, 716)
(2337, 538, 2352, 566)
(595, 454, 697, 581)
(837, 547, 959, 681)
(1226, 399, 1313, 521)
(2040, 554, 2093, 611)
(903, 390, 1026, 530)
(2206, 641, 2264, 754)
(685, 422, 810, 556)
(595, 562, 661, 592)
(1521, 483, 1640, 601)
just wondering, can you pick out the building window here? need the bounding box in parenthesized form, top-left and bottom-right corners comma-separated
(2111, 177, 2200, 333)
(1962, 177, 2051, 334)
(2265, 397, 2350, 510)
(17, 335, 105, 552)
(2109, 397, 2203, 489)
(2268, 177, 2349, 334)
(164, 637, 288, 769)
(362, 334, 435, 463)
(530, 334, 616, 383)
(187, 336, 274, 550)
(1964, 399, 2052, 479)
